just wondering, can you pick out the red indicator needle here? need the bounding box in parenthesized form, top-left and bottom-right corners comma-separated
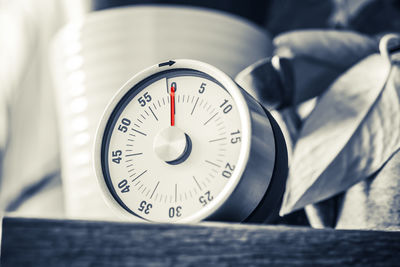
(170, 85, 175, 126)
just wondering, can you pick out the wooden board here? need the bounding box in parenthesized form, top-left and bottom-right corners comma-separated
(1, 217, 400, 266)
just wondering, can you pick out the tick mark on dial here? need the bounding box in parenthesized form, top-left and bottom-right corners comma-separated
(209, 137, 227, 143)
(192, 176, 202, 190)
(137, 118, 143, 124)
(175, 184, 178, 203)
(191, 97, 199, 115)
(144, 110, 149, 116)
(204, 112, 218, 125)
(132, 128, 147, 136)
(150, 181, 160, 199)
(141, 114, 146, 120)
(132, 170, 147, 182)
(149, 106, 158, 121)
(126, 152, 143, 157)
(205, 160, 221, 168)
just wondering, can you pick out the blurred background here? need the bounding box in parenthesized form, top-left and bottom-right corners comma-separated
(0, 0, 399, 227)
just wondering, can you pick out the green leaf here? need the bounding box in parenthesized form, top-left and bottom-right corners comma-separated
(274, 30, 378, 104)
(280, 54, 398, 215)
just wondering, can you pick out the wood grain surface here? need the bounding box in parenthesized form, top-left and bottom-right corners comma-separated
(1, 217, 400, 266)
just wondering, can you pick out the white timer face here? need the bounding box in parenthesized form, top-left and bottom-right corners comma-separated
(100, 69, 246, 222)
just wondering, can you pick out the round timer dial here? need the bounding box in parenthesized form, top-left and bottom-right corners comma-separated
(94, 59, 288, 223)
